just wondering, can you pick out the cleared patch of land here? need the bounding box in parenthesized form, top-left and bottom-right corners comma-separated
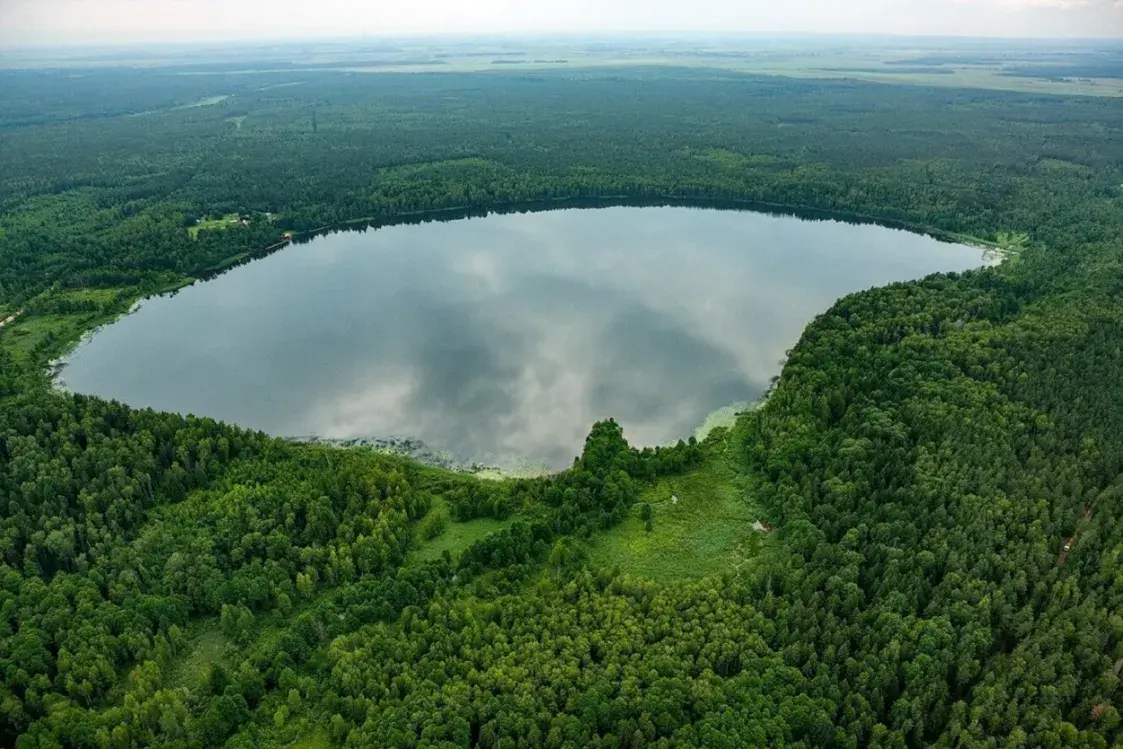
(587, 448, 764, 582)
(188, 213, 244, 238)
(257, 81, 307, 91)
(178, 94, 231, 109)
(413, 498, 517, 562)
(168, 626, 229, 691)
(1, 281, 187, 374)
(3, 313, 78, 362)
(330, 55, 1123, 96)
(328, 42, 1123, 97)
(17, 38, 1116, 98)
(289, 731, 332, 749)
(694, 401, 754, 442)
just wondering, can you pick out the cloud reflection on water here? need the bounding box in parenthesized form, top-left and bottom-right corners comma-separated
(61, 206, 983, 468)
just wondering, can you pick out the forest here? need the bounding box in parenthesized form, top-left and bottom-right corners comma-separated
(2, 61, 1123, 747)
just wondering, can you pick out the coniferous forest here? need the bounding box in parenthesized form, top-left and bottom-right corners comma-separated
(2, 62, 1123, 747)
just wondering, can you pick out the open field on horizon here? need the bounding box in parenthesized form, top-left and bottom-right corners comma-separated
(4, 35, 1122, 97)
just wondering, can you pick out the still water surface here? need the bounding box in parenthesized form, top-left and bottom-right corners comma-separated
(61, 207, 985, 468)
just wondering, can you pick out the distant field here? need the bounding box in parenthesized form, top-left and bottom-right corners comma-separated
(331, 54, 1123, 97)
(5, 36, 1122, 97)
(177, 94, 231, 109)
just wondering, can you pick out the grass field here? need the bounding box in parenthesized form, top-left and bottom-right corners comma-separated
(412, 497, 517, 562)
(693, 401, 754, 442)
(178, 95, 231, 109)
(587, 446, 765, 582)
(332, 55, 1123, 96)
(168, 626, 229, 690)
(2, 313, 85, 363)
(289, 731, 332, 749)
(188, 213, 243, 239)
(2, 295, 120, 366)
(7, 37, 1120, 97)
(336, 44, 1123, 97)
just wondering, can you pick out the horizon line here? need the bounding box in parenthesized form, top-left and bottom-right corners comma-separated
(3, 29, 1123, 52)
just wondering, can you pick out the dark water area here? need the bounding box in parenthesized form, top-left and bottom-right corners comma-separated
(60, 206, 986, 468)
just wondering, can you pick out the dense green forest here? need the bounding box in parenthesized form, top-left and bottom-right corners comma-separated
(2, 61, 1123, 747)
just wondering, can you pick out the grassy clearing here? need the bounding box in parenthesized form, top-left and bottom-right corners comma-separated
(0, 290, 120, 361)
(188, 213, 242, 239)
(694, 401, 754, 442)
(472, 462, 554, 481)
(168, 626, 229, 690)
(178, 95, 231, 109)
(0, 276, 190, 373)
(289, 731, 332, 749)
(413, 498, 516, 563)
(1, 313, 78, 361)
(587, 447, 764, 582)
(994, 231, 1030, 251)
(352, 50, 1123, 96)
(1, 303, 136, 370)
(55, 288, 121, 304)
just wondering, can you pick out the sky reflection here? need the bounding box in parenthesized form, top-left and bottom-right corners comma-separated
(61, 206, 984, 467)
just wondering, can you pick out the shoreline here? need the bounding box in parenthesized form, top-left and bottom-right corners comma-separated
(287, 434, 552, 479)
(47, 297, 152, 395)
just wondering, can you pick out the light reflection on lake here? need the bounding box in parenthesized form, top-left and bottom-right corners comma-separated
(61, 206, 984, 468)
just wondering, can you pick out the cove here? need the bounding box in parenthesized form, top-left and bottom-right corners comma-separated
(59, 206, 986, 469)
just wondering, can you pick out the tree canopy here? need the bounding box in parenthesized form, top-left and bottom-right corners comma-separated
(1, 63, 1123, 747)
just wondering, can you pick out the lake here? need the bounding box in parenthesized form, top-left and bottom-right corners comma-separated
(59, 206, 986, 469)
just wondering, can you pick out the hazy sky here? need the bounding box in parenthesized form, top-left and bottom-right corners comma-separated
(1, 0, 1121, 45)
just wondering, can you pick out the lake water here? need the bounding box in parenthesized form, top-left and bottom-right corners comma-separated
(60, 206, 985, 469)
